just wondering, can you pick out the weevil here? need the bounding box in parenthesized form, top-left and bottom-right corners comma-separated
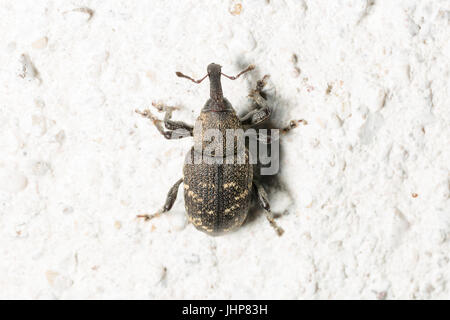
(136, 63, 305, 236)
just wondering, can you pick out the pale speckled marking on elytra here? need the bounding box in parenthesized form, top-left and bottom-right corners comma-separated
(200, 182, 215, 188)
(200, 225, 213, 233)
(223, 182, 237, 189)
(206, 210, 214, 215)
(184, 184, 189, 190)
(187, 190, 199, 200)
(224, 203, 240, 215)
(234, 189, 249, 201)
(194, 197, 203, 203)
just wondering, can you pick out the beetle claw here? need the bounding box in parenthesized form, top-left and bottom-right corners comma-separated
(151, 102, 179, 113)
(137, 212, 161, 221)
(280, 119, 308, 134)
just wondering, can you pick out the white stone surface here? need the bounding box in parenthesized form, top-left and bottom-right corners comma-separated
(0, 0, 449, 299)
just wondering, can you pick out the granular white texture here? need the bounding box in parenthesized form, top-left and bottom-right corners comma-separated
(0, 0, 449, 299)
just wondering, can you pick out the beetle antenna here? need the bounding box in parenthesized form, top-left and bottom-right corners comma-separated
(221, 64, 255, 80)
(175, 71, 208, 84)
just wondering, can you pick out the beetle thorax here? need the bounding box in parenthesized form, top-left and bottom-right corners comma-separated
(193, 108, 242, 157)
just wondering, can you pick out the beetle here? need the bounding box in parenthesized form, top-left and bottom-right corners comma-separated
(136, 63, 305, 236)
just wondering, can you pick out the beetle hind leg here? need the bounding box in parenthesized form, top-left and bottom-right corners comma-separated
(253, 180, 284, 236)
(137, 178, 183, 221)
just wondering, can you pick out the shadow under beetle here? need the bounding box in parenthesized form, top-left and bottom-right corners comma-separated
(136, 63, 306, 236)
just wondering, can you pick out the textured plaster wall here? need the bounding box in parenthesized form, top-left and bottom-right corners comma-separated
(0, 0, 449, 299)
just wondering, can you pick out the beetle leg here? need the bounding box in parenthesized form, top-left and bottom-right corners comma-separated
(135, 106, 192, 139)
(253, 180, 284, 236)
(151, 102, 194, 134)
(240, 75, 271, 127)
(241, 76, 307, 132)
(137, 178, 183, 221)
(279, 119, 308, 134)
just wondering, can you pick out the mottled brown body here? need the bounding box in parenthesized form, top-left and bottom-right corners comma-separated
(135, 63, 301, 236)
(184, 107, 253, 235)
(183, 147, 253, 235)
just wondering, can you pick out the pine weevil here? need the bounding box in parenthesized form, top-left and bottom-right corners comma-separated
(136, 63, 306, 236)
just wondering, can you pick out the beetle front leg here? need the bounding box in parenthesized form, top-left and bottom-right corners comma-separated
(151, 102, 194, 134)
(253, 180, 284, 236)
(240, 75, 271, 127)
(136, 103, 193, 139)
(137, 178, 183, 221)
